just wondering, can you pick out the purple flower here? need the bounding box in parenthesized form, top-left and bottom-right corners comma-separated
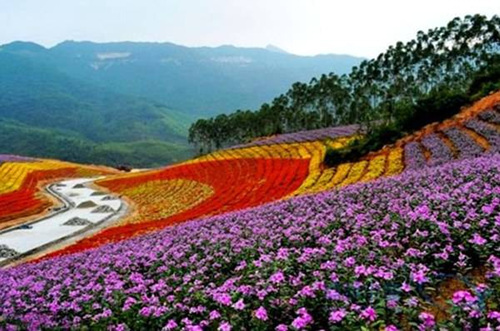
(481, 205, 495, 215)
(139, 306, 153, 317)
(292, 308, 313, 329)
(488, 311, 500, 321)
(401, 282, 412, 293)
(469, 233, 487, 245)
(405, 297, 419, 307)
(209, 310, 221, 320)
(360, 306, 377, 322)
(411, 270, 428, 284)
(291, 316, 308, 329)
(387, 300, 398, 309)
(344, 256, 356, 267)
(255, 306, 268, 321)
(418, 312, 435, 329)
(269, 271, 285, 284)
(218, 322, 232, 331)
(329, 309, 347, 323)
(452, 290, 477, 304)
(214, 293, 232, 306)
(232, 299, 245, 310)
(298, 285, 315, 298)
(164, 320, 178, 330)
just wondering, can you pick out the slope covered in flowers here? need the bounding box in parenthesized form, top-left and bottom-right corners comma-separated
(0, 156, 117, 229)
(41, 92, 500, 258)
(1, 154, 499, 330)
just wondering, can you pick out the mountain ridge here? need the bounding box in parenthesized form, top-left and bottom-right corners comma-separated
(0, 40, 364, 116)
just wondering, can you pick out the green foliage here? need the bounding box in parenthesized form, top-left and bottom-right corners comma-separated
(0, 120, 193, 168)
(189, 14, 500, 153)
(324, 123, 402, 167)
(397, 87, 470, 132)
(468, 54, 500, 100)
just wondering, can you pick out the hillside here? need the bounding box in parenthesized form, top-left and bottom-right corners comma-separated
(0, 41, 362, 166)
(39, 91, 500, 254)
(0, 50, 190, 142)
(0, 92, 499, 329)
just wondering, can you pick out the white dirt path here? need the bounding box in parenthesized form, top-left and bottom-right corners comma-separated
(0, 178, 127, 266)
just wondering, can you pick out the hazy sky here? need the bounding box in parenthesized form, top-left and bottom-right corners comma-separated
(0, 0, 497, 58)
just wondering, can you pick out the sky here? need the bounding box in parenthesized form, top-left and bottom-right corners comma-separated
(0, 0, 497, 58)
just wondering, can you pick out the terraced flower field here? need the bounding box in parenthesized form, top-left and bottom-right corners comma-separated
(39, 92, 500, 259)
(0, 157, 117, 229)
(1, 153, 499, 330)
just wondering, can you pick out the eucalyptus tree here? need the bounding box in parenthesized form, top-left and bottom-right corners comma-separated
(188, 15, 500, 153)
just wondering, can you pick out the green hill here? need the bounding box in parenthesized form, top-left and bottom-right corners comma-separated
(0, 49, 193, 167)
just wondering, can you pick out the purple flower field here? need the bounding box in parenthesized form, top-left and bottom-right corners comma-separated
(1, 154, 499, 330)
(443, 128, 484, 160)
(230, 125, 359, 149)
(420, 134, 453, 166)
(403, 142, 427, 170)
(465, 120, 500, 154)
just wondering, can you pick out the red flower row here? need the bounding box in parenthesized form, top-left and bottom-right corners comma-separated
(0, 168, 81, 225)
(43, 157, 310, 258)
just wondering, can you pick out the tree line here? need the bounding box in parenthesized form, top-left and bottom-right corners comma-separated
(188, 15, 500, 154)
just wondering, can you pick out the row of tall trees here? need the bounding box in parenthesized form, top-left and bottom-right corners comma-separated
(189, 15, 500, 153)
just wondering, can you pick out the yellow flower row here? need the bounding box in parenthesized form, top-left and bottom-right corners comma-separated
(339, 160, 368, 187)
(188, 136, 358, 165)
(385, 148, 404, 176)
(118, 179, 214, 225)
(0, 160, 72, 194)
(361, 154, 386, 182)
(286, 137, 358, 196)
(291, 146, 405, 196)
(325, 135, 361, 149)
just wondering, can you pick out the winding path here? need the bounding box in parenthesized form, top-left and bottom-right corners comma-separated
(0, 178, 127, 266)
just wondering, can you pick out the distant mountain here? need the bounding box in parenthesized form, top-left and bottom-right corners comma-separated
(0, 48, 192, 167)
(0, 41, 363, 166)
(1, 41, 364, 117)
(265, 44, 289, 54)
